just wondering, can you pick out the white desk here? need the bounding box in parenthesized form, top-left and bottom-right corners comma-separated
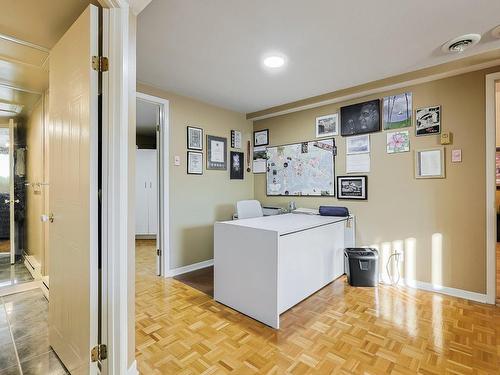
(214, 213, 355, 328)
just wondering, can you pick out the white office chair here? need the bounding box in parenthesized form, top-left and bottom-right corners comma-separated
(236, 200, 263, 220)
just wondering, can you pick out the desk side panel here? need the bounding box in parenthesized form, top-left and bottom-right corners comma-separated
(214, 222, 279, 328)
(278, 222, 345, 314)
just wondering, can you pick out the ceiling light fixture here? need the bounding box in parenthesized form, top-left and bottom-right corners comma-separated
(441, 33, 481, 54)
(263, 55, 285, 68)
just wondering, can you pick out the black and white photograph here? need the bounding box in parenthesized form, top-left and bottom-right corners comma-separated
(207, 135, 227, 170)
(187, 151, 203, 175)
(337, 176, 367, 200)
(231, 129, 242, 149)
(416, 105, 441, 136)
(346, 134, 370, 154)
(340, 99, 380, 136)
(230, 151, 244, 179)
(254, 129, 269, 146)
(187, 126, 203, 150)
(315, 113, 339, 137)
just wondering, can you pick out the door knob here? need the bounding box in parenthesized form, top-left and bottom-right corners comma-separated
(48, 213, 54, 223)
(3, 199, 8, 204)
(14, 199, 19, 204)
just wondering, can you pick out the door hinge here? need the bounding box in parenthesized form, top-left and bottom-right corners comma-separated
(92, 56, 109, 72)
(156, 124, 160, 132)
(91, 344, 108, 362)
(157, 249, 161, 256)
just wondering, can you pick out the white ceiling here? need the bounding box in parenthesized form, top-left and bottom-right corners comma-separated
(137, 99, 159, 135)
(137, 0, 500, 113)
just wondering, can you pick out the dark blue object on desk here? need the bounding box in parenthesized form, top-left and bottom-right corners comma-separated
(319, 206, 349, 217)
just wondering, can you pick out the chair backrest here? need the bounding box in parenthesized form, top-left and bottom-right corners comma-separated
(236, 200, 263, 220)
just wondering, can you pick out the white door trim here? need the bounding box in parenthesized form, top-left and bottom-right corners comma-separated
(485, 72, 500, 305)
(136, 92, 170, 277)
(99, 1, 131, 374)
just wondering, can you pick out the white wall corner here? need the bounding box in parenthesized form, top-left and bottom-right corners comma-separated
(127, 360, 138, 375)
(130, 0, 152, 15)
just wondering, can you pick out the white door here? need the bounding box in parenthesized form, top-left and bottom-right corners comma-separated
(135, 150, 149, 234)
(146, 149, 158, 235)
(48, 5, 99, 374)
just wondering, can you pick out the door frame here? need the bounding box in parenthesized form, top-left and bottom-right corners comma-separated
(136, 92, 170, 277)
(485, 72, 500, 305)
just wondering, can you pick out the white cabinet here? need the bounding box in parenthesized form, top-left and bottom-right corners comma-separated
(135, 149, 158, 236)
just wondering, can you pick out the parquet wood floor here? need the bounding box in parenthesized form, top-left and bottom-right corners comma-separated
(136, 241, 500, 374)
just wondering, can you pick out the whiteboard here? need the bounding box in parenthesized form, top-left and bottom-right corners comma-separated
(266, 139, 335, 196)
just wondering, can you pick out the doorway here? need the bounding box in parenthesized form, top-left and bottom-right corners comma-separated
(135, 92, 169, 278)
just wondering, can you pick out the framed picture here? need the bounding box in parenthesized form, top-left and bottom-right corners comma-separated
(254, 129, 269, 146)
(383, 92, 412, 130)
(415, 147, 445, 179)
(416, 105, 441, 136)
(187, 126, 203, 150)
(340, 99, 380, 136)
(386, 130, 410, 154)
(337, 176, 367, 200)
(230, 151, 244, 180)
(206, 135, 227, 170)
(187, 151, 203, 175)
(346, 134, 370, 154)
(231, 130, 242, 149)
(316, 113, 339, 137)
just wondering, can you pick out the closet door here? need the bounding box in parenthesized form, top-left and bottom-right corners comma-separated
(135, 150, 148, 235)
(146, 149, 158, 235)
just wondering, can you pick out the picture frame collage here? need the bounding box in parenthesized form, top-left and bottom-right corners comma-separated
(187, 125, 245, 180)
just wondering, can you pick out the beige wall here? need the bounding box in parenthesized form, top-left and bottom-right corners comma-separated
(25, 97, 44, 267)
(254, 66, 500, 294)
(137, 83, 254, 268)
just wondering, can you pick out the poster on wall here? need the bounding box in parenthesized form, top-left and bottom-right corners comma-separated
(315, 113, 339, 137)
(252, 146, 267, 173)
(231, 130, 242, 149)
(346, 134, 370, 154)
(386, 130, 410, 154)
(346, 153, 370, 173)
(416, 105, 441, 136)
(187, 126, 203, 150)
(230, 151, 244, 179)
(340, 99, 380, 136)
(383, 92, 412, 130)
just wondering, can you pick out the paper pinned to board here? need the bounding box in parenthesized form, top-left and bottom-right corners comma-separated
(346, 153, 370, 173)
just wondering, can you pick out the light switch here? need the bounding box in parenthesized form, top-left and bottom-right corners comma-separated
(174, 155, 181, 166)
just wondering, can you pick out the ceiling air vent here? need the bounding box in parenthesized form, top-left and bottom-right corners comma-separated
(441, 33, 481, 54)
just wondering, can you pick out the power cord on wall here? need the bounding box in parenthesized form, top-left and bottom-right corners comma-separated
(384, 252, 402, 286)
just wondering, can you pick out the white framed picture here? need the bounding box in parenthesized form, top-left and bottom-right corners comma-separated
(386, 130, 410, 154)
(187, 151, 203, 175)
(187, 126, 203, 150)
(415, 147, 445, 178)
(315, 113, 339, 137)
(346, 134, 370, 154)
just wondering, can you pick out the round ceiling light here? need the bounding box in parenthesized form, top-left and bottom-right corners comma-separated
(441, 33, 481, 53)
(263, 55, 285, 68)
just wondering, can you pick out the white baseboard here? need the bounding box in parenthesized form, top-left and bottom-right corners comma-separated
(23, 254, 42, 280)
(402, 278, 488, 304)
(128, 360, 138, 375)
(166, 259, 213, 277)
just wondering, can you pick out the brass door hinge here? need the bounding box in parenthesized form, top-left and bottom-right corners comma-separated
(91, 344, 108, 362)
(92, 56, 109, 72)
(157, 249, 161, 256)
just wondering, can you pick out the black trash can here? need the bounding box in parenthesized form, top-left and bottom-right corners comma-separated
(344, 248, 379, 287)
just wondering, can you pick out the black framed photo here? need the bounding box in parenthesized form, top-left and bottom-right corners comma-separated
(254, 129, 269, 146)
(416, 105, 441, 136)
(207, 135, 227, 170)
(187, 151, 203, 175)
(230, 151, 244, 180)
(231, 130, 242, 149)
(337, 176, 367, 200)
(340, 99, 380, 136)
(187, 126, 203, 150)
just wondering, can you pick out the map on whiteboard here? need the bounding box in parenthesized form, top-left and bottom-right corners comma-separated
(266, 139, 335, 196)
